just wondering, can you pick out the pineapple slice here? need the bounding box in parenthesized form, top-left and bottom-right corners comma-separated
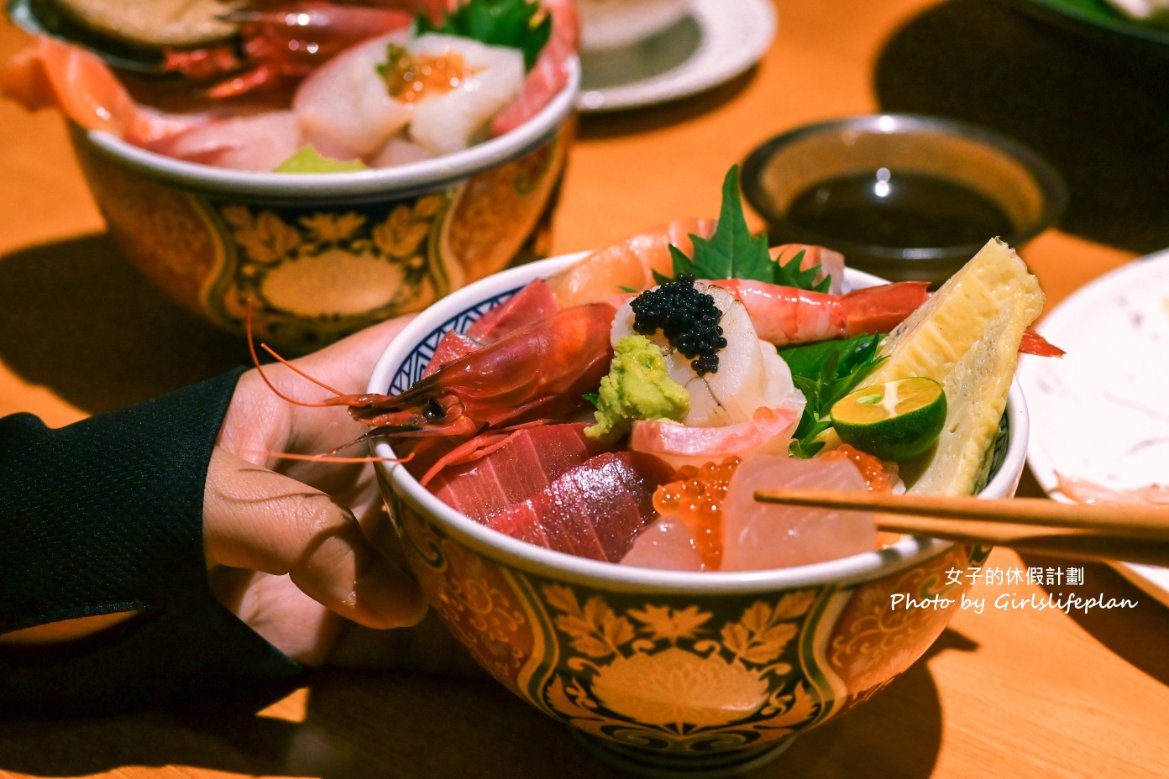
(863, 238, 1045, 495)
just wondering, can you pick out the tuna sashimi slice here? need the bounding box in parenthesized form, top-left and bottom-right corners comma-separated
(486, 452, 673, 562)
(429, 423, 609, 520)
(467, 279, 558, 342)
(720, 454, 879, 571)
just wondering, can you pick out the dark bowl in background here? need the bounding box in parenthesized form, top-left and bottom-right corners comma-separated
(741, 113, 1067, 285)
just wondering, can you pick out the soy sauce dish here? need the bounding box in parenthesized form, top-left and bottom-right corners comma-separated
(741, 114, 1066, 285)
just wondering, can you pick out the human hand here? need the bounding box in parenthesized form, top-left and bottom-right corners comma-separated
(206, 316, 431, 666)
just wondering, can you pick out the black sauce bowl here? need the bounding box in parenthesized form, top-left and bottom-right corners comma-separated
(741, 114, 1067, 285)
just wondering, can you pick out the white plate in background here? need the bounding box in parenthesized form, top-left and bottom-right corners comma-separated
(1017, 249, 1169, 606)
(577, 0, 777, 113)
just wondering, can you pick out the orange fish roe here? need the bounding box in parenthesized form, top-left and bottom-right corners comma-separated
(381, 44, 481, 102)
(652, 457, 741, 570)
(821, 444, 898, 549)
(820, 444, 893, 493)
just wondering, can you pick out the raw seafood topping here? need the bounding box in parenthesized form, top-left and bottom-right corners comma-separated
(652, 457, 741, 569)
(630, 275, 726, 375)
(379, 43, 482, 101)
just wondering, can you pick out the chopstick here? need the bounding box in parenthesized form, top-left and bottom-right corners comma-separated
(753, 489, 1169, 566)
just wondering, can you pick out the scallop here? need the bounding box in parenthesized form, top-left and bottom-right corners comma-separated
(405, 35, 525, 155)
(293, 32, 415, 162)
(293, 32, 524, 163)
(612, 282, 804, 427)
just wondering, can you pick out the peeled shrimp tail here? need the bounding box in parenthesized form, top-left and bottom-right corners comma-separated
(714, 278, 931, 346)
(836, 281, 932, 337)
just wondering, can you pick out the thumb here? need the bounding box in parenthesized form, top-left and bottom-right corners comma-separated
(203, 447, 427, 629)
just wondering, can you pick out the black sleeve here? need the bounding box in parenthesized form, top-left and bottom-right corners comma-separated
(0, 368, 300, 716)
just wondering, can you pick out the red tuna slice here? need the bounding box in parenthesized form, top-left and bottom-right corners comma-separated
(720, 454, 879, 571)
(487, 502, 550, 549)
(429, 423, 611, 521)
(487, 452, 674, 562)
(466, 279, 558, 342)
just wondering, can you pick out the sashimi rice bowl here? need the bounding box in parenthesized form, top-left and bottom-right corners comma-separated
(2, 0, 581, 352)
(365, 169, 1048, 773)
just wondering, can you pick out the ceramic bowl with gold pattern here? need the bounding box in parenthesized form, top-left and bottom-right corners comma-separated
(368, 253, 1028, 776)
(67, 60, 579, 353)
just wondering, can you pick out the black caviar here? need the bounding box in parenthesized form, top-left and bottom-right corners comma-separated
(630, 275, 726, 375)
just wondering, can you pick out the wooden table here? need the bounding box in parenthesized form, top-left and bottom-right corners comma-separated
(2, 1, 1168, 776)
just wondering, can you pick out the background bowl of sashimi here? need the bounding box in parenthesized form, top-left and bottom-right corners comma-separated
(66, 59, 579, 354)
(368, 253, 1029, 775)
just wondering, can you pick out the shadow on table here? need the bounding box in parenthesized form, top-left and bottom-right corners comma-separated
(1015, 470, 1169, 689)
(767, 628, 973, 778)
(873, 0, 1169, 255)
(0, 672, 619, 779)
(0, 234, 247, 415)
(0, 629, 971, 778)
(1029, 557, 1169, 689)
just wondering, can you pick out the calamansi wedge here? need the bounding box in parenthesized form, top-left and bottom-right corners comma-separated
(831, 377, 946, 462)
(861, 238, 1045, 495)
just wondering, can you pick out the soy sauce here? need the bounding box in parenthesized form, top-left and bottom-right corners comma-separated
(786, 170, 1013, 248)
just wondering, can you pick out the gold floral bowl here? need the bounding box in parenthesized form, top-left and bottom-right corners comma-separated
(368, 254, 1029, 776)
(66, 60, 579, 353)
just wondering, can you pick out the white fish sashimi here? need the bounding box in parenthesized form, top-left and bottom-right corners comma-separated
(620, 516, 707, 571)
(720, 454, 878, 571)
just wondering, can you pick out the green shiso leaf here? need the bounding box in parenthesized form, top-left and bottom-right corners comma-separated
(781, 334, 885, 458)
(415, 0, 552, 71)
(660, 165, 832, 292)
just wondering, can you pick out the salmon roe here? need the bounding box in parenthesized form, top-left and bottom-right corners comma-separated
(381, 44, 480, 102)
(652, 457, 741, 570)
(820, 444, 894, 493)
(821, 444, 899, 548)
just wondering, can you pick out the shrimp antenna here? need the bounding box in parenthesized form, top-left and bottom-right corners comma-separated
(245, 298, 346, 407)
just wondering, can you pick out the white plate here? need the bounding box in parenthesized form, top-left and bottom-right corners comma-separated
(576, 0, 777, 113)
(1017, 249, 1169, 607)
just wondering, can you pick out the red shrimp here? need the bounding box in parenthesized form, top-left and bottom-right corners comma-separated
(258, 302, 617, 441)
(713, 278, 933, 346)
(180, 2, 416, 98)
(157, 0, 573, 103)
(714, 278, 1063, 355)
